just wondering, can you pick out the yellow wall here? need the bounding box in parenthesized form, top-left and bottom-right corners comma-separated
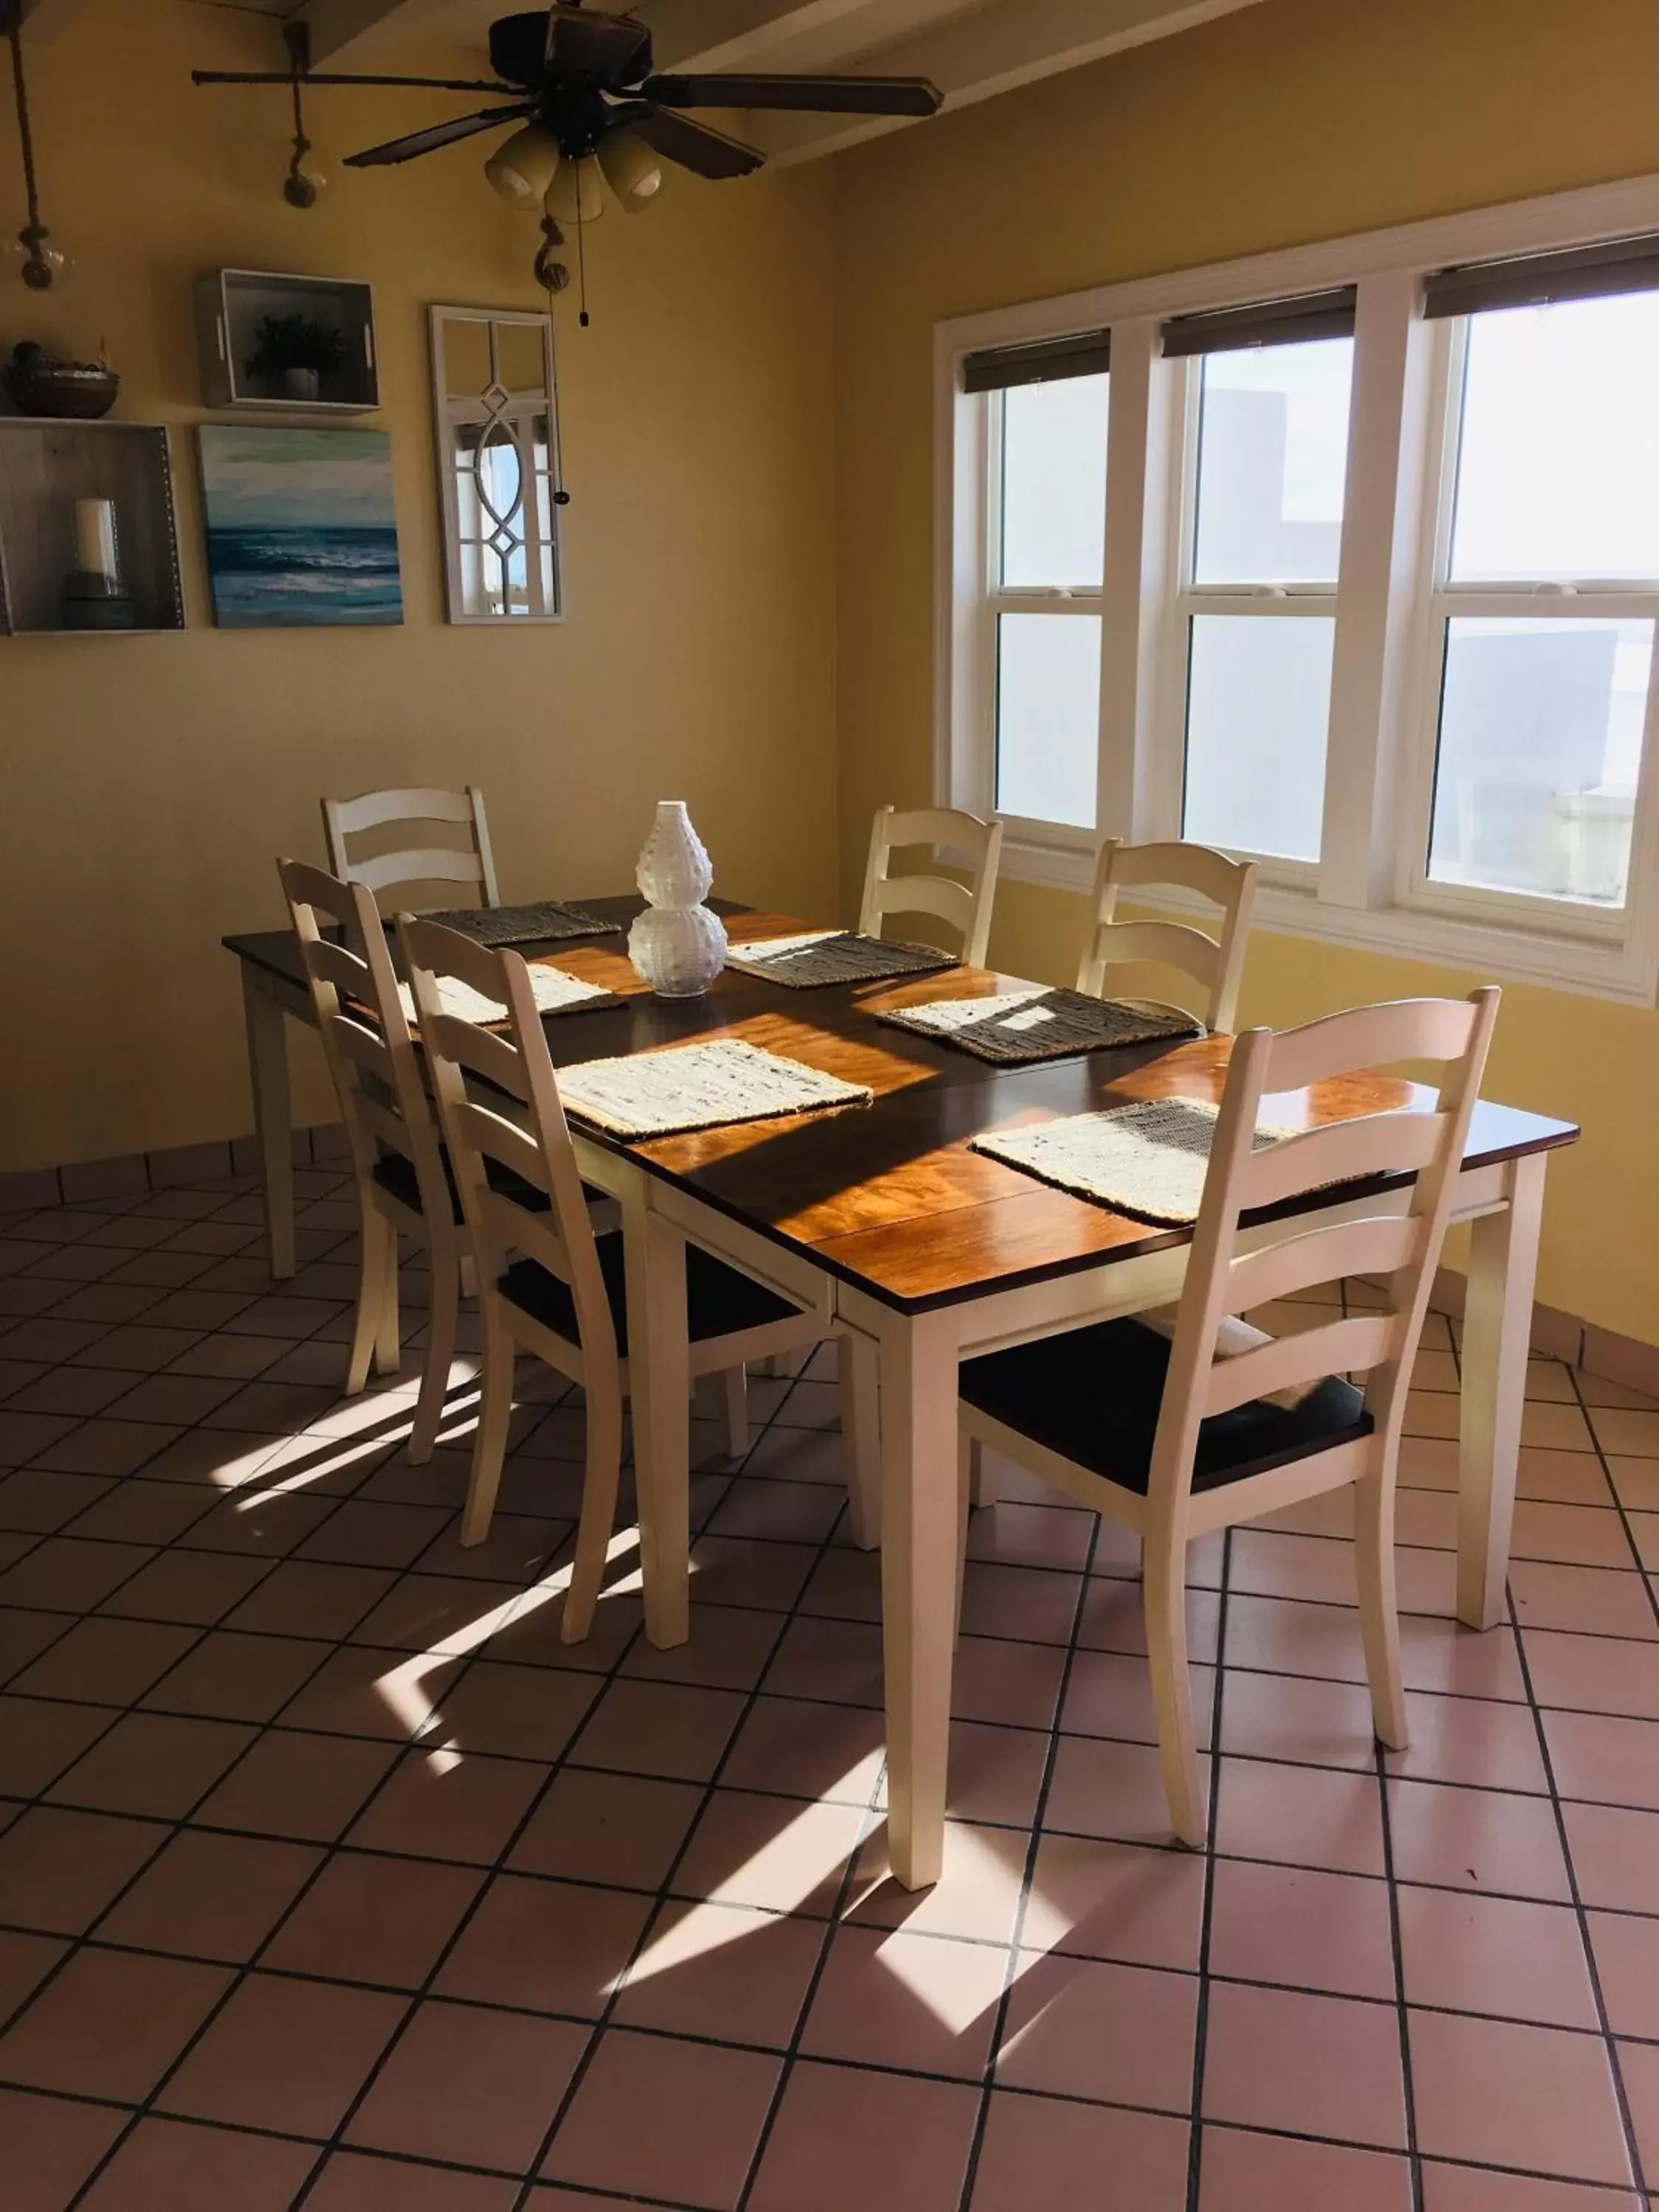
(0, 0, 838, 1163)
(832, 0, 1659, 1346)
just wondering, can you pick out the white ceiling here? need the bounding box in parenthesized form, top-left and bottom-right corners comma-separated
(297, 0, 1272, 166)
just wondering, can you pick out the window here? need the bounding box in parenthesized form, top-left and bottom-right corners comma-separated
(942, 195, 1659, 1002)
(1413, 290, 1659, 908)
(962, 333, 1110, 831)
(990, 372, 1107, 828)
(1171, 309, 1356, 865)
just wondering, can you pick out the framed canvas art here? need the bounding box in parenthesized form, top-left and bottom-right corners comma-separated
(197, 425, 403, 627)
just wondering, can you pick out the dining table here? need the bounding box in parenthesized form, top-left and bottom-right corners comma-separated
(225, 894, 1578, 1890)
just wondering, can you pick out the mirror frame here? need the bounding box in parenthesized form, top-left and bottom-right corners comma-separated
(428, 304, 565, 626)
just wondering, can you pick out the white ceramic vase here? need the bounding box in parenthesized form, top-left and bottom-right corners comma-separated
(629, 801, 728, 998)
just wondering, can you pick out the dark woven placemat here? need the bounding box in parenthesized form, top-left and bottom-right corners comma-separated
(426, 900, 622, 947)
(878, 987, 1200, 1064)
(725, 931, 959, 989)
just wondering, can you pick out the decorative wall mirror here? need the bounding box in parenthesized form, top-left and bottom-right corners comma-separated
(428, 305, 563, 624)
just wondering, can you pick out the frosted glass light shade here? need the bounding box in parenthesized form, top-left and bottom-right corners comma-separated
(485, 123, 560, 207)
(545, 154, 604, 224)
(597, 129, 664, 211)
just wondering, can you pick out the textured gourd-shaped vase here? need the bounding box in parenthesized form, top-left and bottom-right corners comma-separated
(628, 800, 728, 998)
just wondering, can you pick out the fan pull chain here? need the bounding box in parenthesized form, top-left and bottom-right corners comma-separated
(575, 192, 590, 327)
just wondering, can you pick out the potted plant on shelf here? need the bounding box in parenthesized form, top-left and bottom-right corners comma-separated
(246, 313, 346, 403)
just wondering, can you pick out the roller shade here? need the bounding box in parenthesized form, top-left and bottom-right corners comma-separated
(1161, 286, 1358, 357)
(960, 330, 1110, 393)
(1423, 233, 1659, 319)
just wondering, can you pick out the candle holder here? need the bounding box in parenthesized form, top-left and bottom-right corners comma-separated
(62, 496, 136, 630)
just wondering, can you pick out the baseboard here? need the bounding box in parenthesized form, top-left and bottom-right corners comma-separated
(0, 1124, 350, 1211)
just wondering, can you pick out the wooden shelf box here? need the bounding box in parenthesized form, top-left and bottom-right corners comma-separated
(195, 269, 379, 414)
(0, 420, 184, 636)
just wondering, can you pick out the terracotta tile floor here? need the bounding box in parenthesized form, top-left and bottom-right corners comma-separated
(1, 1167, 1657, 2208)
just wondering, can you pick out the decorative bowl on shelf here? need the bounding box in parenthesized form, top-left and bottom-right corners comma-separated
(1, 343, 120, 419)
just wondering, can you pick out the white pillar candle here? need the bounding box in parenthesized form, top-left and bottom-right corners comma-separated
(73, 498, 119, 584)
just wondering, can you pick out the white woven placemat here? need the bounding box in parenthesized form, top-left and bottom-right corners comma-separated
(556, 1037, 872, 1138)
(397, 964, 613, 1028)
(972, 1097, 1295, 1224)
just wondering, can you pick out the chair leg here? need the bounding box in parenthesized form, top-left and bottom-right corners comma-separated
(954, 1425, 973, 1648)
(1355, 1468, 1408, 1750)
(966, 1437, 995, 1511)
(373, 1228, 401, 1377)
(346, 1204, 390, 1396)
(839, 1335, 881, 1551)
(408, 1240, 460, 1467)
(562, 1379, 625, 1644)
(461, 1304, 515, 1547)
(1142, 1528, 1206, 1848)
(717, 1366, 748, 1460)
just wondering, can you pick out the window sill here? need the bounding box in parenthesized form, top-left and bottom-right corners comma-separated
(995, 829, 1658, 1006)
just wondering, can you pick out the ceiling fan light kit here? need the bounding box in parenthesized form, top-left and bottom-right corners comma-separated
(543, 151, 604, 228)
(484, 121, 560, 208)
(597, 129, 663, 211)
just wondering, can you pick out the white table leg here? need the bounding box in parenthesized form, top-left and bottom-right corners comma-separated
(880, 1306, 961, 1891)
(1457, 1152, 1547, 1630)
(625, 1186, 691, 1649)
(241, 965, 296, 1282)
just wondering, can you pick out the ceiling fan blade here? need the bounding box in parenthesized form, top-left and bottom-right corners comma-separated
(343, 101, 540, 168)
(633, 108, 765, 181)
(640, 71, 942, 118)
(192, 70, 518, 91)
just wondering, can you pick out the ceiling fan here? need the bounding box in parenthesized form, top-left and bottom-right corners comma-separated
(194, 4, 942, 276)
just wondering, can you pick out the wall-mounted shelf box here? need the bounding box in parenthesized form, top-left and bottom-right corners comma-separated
(0, 420, 184, 636)
(195, 268, 379, 414)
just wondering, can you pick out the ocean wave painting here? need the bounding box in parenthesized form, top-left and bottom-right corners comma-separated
(198, 427, 403, 629)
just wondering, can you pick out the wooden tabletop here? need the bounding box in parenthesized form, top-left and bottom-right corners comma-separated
(226, 896, 1579, 1315)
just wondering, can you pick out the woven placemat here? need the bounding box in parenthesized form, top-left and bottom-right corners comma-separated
(725, 931, 959, 990)
(557, 1037, 872, 1138)
(973, 1097, 1296, 1224)
(879, 987, 1200, 1064)
(397, 964, 619, 1029)
(426, 900, 621, 947)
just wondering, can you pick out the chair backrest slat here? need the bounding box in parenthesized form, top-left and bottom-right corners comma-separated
(1227, 1214, 1422, 1315)
(399, 916, 615, 1361)
(1144, 986, 1500, 1513)
(1078, 838, 1256, 1031)
(859, 804, 1003, 967)
(1203, 1312, 1395, 1419)
(1239, 1108, 1447, 1212)
(322, 785, 499, 913)
(277, 858, 450, 1223)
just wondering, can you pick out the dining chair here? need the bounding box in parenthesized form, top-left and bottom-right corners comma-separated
(859, 805, 1004, 969)
(322, 786, 501, 912)
(1078, 838, 1258, 1032)
(958, 987, 1500, 1846)
(399, 915, 830, 1641)
(277, 859, 470, 1467)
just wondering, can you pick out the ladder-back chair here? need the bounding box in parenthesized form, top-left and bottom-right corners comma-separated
(959, 988, 1500, 1845)
(1079, 838, 1257, 1032)
(859, 805, 1004, 969)
(277, 859, 470, 1464)
(399, 917, 826, 1642)
(323, 786, 500, 912)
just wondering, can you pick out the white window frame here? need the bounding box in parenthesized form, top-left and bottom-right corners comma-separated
(936, 170, 1659, 1003)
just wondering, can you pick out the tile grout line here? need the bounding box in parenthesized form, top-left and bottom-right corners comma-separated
(1507, 1580, 1651, 2202)
(1183, 1523, 1236, 2212)
(953, 1500, 1108, 2211)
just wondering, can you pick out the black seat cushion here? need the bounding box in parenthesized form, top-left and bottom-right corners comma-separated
(371, 1146, 553, 1221)
(500, 1233, 801, 1353)
(959, 1316, 1372, 1496)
